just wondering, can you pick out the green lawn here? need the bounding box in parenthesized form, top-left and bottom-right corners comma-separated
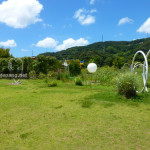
(0, 79, 150, 150)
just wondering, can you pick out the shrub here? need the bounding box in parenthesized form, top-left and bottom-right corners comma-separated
(74, 77, 83, 86)
(44, 71, 57, 83)
(116, 72, 137, 98)
(48, 81, 57, 87)
(44, 77, 49, 83)
(57, 71, 70, 82)
(69, 60, 81, 76)
(47, 71, 56, 78)
(29, 70, 36, 79)
(38, 72, 46, 79)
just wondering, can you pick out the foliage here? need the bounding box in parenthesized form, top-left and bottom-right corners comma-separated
(57, 71, 70, 82)
(0, 58, 9, 73)
(0, 48, 11, 58)
(47, 71, 56, 78)
(79, 67, 120, 85)
(29, 70, 36, 79)
(74, 77, 83, 86)
(113, 56, 125, 69)
(116, 72, 137, 98)
(0, 55, 60, 76)
(106, 46, 117, 54)
(57, 72, 63, 80)
(69, 60, 81, 76)
(48, 81, 57, 87)
(40, 38, 150, 66)
(38, 72, 46, 79)
(22, 57, 34, 73)
(0, 38, 150, 77)
(97, 67, 119, 84)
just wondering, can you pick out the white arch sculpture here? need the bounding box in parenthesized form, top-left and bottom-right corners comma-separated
(145, 50, 150, 92)
(131, 50, 149, 93)
(8, 58, 23, 84)
(133, 62, 144, 70)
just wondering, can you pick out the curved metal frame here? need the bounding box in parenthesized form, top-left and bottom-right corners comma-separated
(133, 62, 143, 70)
(131, 50, 148, 93)
(8, 58, 23, 84)
(145, 50, 150, 91)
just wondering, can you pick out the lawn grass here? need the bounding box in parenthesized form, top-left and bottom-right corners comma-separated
(0, 79, 150, 150)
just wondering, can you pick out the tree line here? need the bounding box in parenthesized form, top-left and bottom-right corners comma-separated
(0, 37, 150, 76)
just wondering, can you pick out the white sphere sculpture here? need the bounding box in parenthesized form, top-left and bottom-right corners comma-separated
(87, 63, 97, 73)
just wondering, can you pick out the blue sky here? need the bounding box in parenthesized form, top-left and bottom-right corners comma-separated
(0, 0, 150, 57)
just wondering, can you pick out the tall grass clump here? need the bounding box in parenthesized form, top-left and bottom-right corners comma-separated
(57, 71, 70, 82)
(116, 72, 137, 98)
(97, 66, 119, 84)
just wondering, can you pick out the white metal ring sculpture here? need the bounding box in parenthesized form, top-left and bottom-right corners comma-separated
(131, 50, 149, 93)
(145, 50, 150, 92)
(133, 62, 144, 70)
(8, 58, 23, 84)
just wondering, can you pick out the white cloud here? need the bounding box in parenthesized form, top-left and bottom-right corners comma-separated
(42, 23, 53, 29)
(21, 49, 30, 52)
(36, 37, 58, 48)
(74, 8, 96, 25)
(0, 0, 43, 28)
(55, 38, 89, 51)
(137, 18, 150, 33)
(0, 39, 17, 47)
(118, 17, 134, 26)
(90, 9, 97, 13)
(90, 0, 95, 5)
(62, 24, 72, 29)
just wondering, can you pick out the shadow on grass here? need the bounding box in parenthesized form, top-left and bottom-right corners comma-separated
(81, 99, 94, 108)
(80, 90, 150, 108)
(20, 132, 32, 139)
(54, 105, 63, 109)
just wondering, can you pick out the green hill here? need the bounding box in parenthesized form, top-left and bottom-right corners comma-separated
(39, 38, 150, 66)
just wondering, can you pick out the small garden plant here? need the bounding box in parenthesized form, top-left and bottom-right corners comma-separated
(48, 81, 57, 87)
(74, 77, 83, 86)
